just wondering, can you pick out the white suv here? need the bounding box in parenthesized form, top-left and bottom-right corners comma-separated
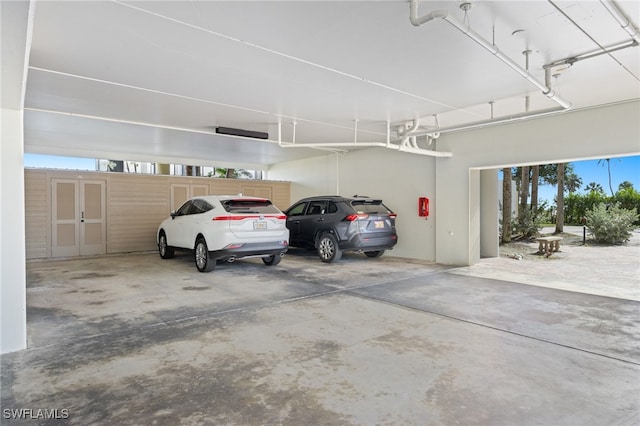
(157, 196, 289, 272)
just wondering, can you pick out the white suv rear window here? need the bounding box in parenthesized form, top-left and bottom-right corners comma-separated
(222, 199, 281, 214)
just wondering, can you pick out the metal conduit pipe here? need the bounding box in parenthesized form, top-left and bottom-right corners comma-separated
(600, 0, 640, 44)
(280, 141, 452, 157)
(388, 144, 453, 157)
(427, 106, 567, 135)
(277, 116, 450, 156)
(409, 0, 572, 109)
(544, 39, 638, 69)
(400, 118, 420, 147)
(386, 121, 391, 147)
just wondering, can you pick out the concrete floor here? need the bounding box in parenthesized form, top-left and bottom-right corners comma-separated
(2, 246, 639, 425)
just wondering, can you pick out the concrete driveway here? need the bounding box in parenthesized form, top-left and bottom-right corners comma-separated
(2, 247, 639, 425)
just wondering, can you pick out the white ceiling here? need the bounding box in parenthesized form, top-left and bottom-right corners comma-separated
(18, 0, 640, 169)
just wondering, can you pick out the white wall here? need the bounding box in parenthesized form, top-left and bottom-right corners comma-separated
(268, 154, 339, 202)
(1, 109, 27, 354)
(269, 148, 437, 260)
(436, 100, 640, 265)
(480, 169, 499, 258)
(1, 0, 30, 354)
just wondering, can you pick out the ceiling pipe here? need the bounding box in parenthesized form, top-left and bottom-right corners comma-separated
(386, 120, 391, 147)
(277, 120, 282, 147)
(427, 106, 567, 135)
(544, 39, 637, 69)
(399, 118, 420, 147)
(280, 114, 453, 157)
(276, 112, 450, 155)
(280, 141, 452, 157)
(394, 144, 452, 157)
(399, 116, 441, 148)
(600, 0, 640, 44)
(409, 0, 572, 110)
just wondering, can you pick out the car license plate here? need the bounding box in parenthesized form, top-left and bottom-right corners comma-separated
(253, 221, 267, 230)
(374, 221, 385, 229)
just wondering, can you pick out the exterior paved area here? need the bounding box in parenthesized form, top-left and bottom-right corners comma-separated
(454, 226, 640, 301)
(1, 240, 639, 425)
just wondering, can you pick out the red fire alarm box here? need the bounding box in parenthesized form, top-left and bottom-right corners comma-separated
(418, 197, 429, 217)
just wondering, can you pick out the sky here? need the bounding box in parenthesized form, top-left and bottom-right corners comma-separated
(535, 156, 640, 203)
(24, 153, 640, 205)
(25, 154, 97, 171)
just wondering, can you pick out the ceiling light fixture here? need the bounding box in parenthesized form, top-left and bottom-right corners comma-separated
(215, 127, 268, 140)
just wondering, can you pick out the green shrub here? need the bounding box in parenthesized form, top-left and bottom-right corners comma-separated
(564, 191, 608, 225)
(514, 207, 544, 239)
(585, 203, 639, 244)
(536, 201, 553, 224)
(614, 188, 640, 224)
(563, 189, 640, 226)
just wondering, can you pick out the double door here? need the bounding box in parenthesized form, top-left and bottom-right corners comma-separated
(170, 184, 209, 211)
(52, 179, 106, 257)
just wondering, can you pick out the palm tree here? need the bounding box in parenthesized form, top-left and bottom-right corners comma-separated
(618, 181, 634, 191)
(531, 165, 540, 211)
(565, 172, 582, 194)
(584, 182, 604, 193)
(502, 167, 512, 243)
(555, 163, 565, 234)
(541, 163, 580, 193)
(598, 158, 615, 196)
(519, 166, 530, 214)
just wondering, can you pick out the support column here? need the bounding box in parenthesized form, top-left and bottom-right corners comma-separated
(480, 169, 499, 258)
(1, 0, 31, 353)
(469, 169, 481, 264)
(1, 109, 27, 353)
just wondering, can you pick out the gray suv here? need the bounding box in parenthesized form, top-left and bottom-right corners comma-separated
(284, 195, 398, 263)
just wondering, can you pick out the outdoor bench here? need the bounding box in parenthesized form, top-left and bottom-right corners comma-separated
(536, 236, 562, 254)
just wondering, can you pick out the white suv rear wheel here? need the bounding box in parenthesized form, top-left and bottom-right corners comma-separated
(194, 237, 215, 272)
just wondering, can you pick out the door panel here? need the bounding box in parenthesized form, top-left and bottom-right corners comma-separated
(170, 184, 189, 211)
(84, 223, 103, 245)
(56, 224, 77, 248)
(56, 183, 76, 220)
(191, 185, 209, 198)
(165, 201, 192, 248)
(285, 202, 308, 247)
(52, 180, 79, 257)
(173, 214, 195, 248)
(300, 200, 327, 243)
(52, 179, 106, 257)
(83, 183, 102, 219)
(80, 181, 106, 255)
(170, 184, 209, 211)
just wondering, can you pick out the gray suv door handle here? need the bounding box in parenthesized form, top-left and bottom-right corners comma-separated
(315, 218, 325, 222)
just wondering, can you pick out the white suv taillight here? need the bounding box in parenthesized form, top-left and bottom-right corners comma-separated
(213, 214, 287, 221)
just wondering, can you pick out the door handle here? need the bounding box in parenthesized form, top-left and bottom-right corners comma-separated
(315, 218, 325, 222)
(81, 211, 85, 223)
